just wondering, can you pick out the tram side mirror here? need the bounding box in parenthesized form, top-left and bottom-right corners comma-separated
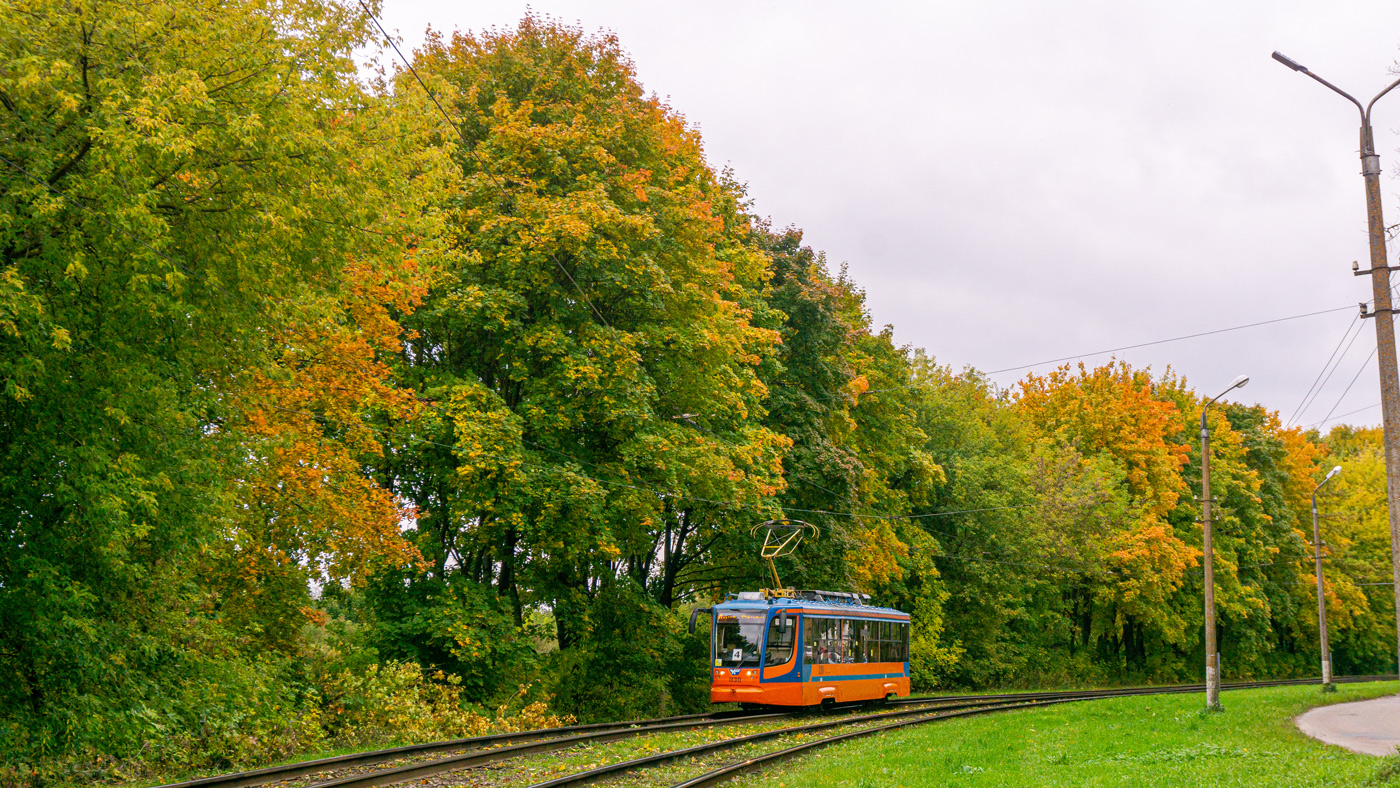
(688, 606, 712, 635)
(779, 611, 789, 630)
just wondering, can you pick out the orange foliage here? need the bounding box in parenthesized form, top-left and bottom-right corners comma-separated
(1019, 361, 1188, 518)
(1277, 422, 1324, 531)
(1018, 361, 1198, 633)
(218, 251, 429, 637)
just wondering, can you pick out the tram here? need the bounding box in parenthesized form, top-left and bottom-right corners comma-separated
(689, 589, 911, 707)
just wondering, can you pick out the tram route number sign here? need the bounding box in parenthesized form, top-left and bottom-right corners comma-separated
(731, 648, 743, 662)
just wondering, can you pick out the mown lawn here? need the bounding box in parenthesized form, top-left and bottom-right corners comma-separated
(736, 681, 1400, 788)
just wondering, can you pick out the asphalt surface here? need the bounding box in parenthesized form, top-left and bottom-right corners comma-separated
(1296, 695, 1400, 756)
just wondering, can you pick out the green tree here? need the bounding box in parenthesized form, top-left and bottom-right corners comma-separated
(0, 0, 443, 766)
(381, 16, 787, 655)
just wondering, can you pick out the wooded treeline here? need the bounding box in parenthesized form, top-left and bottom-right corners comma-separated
(2, 2, 1395, 784)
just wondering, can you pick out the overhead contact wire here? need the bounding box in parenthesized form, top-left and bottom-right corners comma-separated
(1288, 313, 1361, 426)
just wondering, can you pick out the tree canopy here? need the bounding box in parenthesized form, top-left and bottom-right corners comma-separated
(2, 6, 1393, 784)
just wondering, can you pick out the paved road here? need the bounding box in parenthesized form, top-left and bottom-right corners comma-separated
(1296, 695, 1400, 756)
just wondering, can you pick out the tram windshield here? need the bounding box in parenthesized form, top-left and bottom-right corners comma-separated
(714, 612, 765, 667)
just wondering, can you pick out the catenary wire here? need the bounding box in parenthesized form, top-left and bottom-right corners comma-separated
(1319, 342, 1380, 426)
(1288, 313, 1362, 426)
(1306, 401, 1382, 429)
(353, 0, 614, 331)
(352, 2, 1372, 417)
(260, 401, 1131, 577)
(9, 111, 1359, 579)
(1290, 276, 1400, 427)
(1293, 296, 1399, 425)
(7, 23, 1382, 589)
(856, 304, 1357, 398)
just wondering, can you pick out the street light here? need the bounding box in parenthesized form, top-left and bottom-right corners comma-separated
(1274, 50, 1400, 689)
(1312, 465, 1343, 692)
(1202, 374, 1248, 711)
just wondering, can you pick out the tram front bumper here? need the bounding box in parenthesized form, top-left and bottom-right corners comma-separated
(711, 685, 765, 702)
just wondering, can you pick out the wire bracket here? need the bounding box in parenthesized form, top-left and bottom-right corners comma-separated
(1360, 303, 1400, 319)
(1353, 265, 1400, 276)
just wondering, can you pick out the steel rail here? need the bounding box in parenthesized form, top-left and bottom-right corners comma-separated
(151, 707, 780, 788)
(525, 694, 1098, 788)
(665, 675, 1398, 788)
(157, 696, 941, 788)
(160, 674, 1396, 788)
(299, 693, 1015, 788)
(670, 698, 1078, 788)
(301, 708, 809, 788)
(329, 678, 1381, 788)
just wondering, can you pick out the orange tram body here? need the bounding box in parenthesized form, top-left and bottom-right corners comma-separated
(692, 590, 911, 707)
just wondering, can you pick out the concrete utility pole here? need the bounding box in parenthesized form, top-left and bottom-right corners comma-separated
(1202, 374, 1249, 712)
(1312, 465, 1343, 691)
(1274, 52, 1400, 687)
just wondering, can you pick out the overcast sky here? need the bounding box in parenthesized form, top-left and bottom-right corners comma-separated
(373, 0, 1400, 430)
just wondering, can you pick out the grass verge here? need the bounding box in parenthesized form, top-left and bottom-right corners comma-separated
(733, 681, 1399, 788)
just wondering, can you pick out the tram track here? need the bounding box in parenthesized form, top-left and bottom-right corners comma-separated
(668, 674, 1397, 788)
(155, 708, 772, 788)
(161, 674, 1394, 788)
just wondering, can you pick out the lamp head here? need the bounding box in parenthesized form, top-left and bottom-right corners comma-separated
(1326, 465, 1342, 481)
(1230, 375, 1249, 391)
(1272, 51, 1307, 72)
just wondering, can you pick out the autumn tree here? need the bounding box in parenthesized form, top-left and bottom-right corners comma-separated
(1306, 427, 1398, 674)
(381, 17, 788, 665)
(0, 0, 444, 762)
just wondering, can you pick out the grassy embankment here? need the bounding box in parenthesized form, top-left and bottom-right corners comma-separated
(736, 681, 1400, 788)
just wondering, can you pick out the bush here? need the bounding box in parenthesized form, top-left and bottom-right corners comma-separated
(358, 570, 541, 705)
(0, 648, 570, 787)
(545, 582, 710, 722)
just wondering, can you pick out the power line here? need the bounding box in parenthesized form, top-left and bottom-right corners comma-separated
(1294, 318, 1366, 426)
(354, 0, 614, 331)
(1320, 342, 1379, 427)
(260, 401, 1043, 524)
(1306, 401, 1382, 429)
(859, 304, 1357, 398)
(980, 305, 1355, 376)
(1288, 313, 1361, 426)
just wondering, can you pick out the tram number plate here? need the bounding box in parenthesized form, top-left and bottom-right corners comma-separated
(728, 676, 741, 683)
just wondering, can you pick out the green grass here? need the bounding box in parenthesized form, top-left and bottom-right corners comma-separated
(734, 681, 1400, 788)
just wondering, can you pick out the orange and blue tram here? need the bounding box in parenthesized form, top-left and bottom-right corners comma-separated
(690, 589, 911, 707)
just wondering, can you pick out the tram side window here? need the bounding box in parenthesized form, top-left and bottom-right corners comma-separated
(875, 621, 887, 663)
(819, 619, 840, 663)
(765, 615, 796, 666)
(804, 618, 828, 663)
(890, 622, 907, 662)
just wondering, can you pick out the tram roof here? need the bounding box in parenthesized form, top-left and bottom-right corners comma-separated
(715, 590, 908, 617)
